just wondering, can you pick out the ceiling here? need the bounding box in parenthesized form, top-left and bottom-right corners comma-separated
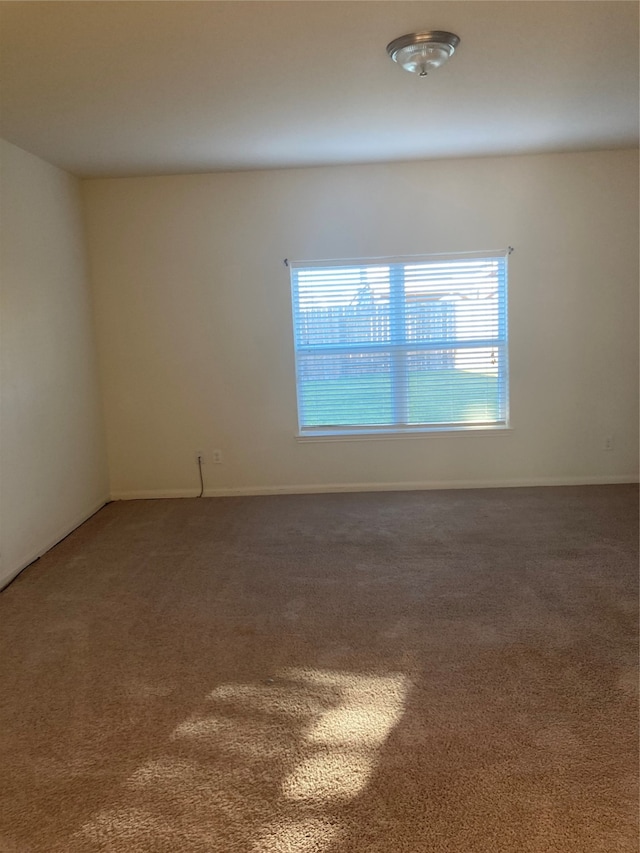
(1, 1, 638, 178)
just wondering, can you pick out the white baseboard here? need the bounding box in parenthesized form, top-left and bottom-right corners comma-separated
(110, 474, 639, 501)
(0, 496, 109, 591)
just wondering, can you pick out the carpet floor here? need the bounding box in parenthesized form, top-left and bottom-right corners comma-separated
(0, 485, 637, 853)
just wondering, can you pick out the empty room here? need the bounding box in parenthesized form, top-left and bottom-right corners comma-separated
(0, 2, 638, 851)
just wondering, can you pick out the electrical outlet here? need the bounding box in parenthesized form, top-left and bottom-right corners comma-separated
(603, 435, 614, 451)
(212, 449, 223, 464)
(195, 451, 204, 464)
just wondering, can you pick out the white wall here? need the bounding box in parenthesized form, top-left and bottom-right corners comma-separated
(83, 150, 639, 498)
(0, 140, 108, 587)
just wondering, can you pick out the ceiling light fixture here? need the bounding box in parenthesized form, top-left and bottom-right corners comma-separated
(386, 31, 460, 77)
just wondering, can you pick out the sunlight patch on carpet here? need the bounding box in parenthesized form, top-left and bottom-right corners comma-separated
(74, 668, 410, 851)
(251, 817, 342, 853)
(206, 682, 328, 717)
(172, 713, 292, 760)
(172, 716, 224, 739)
(282, 750, 375, 803)
(281, 670, 409, 803)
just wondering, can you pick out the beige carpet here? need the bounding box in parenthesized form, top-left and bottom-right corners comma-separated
(0, 485, 637, 853)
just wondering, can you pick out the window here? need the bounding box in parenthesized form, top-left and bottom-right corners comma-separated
(290, 251, 509, 437)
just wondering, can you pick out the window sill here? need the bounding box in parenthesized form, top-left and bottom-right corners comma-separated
(296, 426, 513, 443)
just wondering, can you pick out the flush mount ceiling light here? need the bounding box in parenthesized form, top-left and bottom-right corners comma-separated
(386, 31, 460, 77)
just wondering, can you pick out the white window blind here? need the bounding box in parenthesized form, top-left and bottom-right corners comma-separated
(290, 251, 509, 436)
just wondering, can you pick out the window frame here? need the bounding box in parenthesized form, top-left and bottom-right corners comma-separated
(289, 251, 510, 439)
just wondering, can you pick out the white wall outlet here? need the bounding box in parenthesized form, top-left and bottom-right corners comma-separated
(212, 449, 223, 464)
(603, 435, 614, 451)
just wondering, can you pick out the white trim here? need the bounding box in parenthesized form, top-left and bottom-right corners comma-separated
(0, 496, 109, 591)
(110, 475, 639, 501)
(297, 426, 513, 441)
(289, 249, 510, 268)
